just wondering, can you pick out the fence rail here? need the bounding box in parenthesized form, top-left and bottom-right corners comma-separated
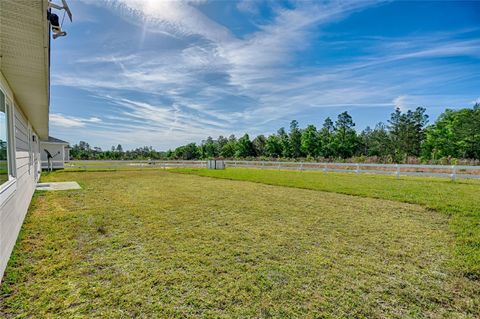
(41, 160, 65, 169)
(224, 160, 480, 180)
(63, 160, 480, 180)
(65, 160, 206, 170)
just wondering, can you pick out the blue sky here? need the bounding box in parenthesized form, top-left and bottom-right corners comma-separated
(49, 0, 480, 150)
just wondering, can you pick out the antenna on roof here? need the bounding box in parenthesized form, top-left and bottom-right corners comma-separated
(48, 0, 73, 39)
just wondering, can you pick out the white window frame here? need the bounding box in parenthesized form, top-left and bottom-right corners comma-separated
(0, 89, 17, 205)
(28, 125, 32, 175)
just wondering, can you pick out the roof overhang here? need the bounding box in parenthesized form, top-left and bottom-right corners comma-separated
(0, 0, 50, 139)
(40, 136, 70, 145)
(40, 141, 69, 145)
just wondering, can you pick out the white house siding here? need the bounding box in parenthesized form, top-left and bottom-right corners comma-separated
(0, 98, 40, 280)
(65, 148, 70, 162)
(0, 0, 49, 282)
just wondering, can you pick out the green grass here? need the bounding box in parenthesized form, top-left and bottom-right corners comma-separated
(62, 161, 203, 172)
(63, 161, 161, 172)
(0, 160, 8, 184)
(1, 170, 479, 318)
(172, 168, 480, 280)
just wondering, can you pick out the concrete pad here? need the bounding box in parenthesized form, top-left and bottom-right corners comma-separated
(36, 182, 81, 191)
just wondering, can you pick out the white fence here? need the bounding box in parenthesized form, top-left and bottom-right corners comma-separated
(65, 160, 206, 170)
(224, 160, 480, 181)
(63, 160, 480, 181)
(41, 160, 65, 169)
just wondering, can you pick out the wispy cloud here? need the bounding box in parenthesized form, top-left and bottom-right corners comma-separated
(76, 54, 139, 64)
(50, 0, 480, 149)
(393, 96, 408, 111)
(50, 114, 102, 128)
(102, 0, 233, 42)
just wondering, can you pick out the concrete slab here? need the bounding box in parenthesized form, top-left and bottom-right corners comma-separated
(36, 182, 81, 191)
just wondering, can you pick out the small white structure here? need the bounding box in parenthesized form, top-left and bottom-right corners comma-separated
(207, 159, 225, 169)
(40, 136, 70, 170)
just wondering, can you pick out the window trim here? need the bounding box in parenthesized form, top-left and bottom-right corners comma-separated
(0, 88, 17, 202)
(0, 179, 16, 206)
(6, 98, 16, 178)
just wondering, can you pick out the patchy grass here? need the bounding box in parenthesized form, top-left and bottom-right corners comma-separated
(1, 170, 479, 318)
(172, 168, 480, 280)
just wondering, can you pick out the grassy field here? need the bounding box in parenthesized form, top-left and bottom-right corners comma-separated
(173, 168, 480, 279)
(1, 170, 479, 318)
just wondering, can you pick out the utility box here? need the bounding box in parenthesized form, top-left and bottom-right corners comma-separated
(207, 159, 225, 170)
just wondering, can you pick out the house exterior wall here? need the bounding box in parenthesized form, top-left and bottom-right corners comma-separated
(65, 148, 70, 161)
(0, 73, 41, 281)
(40, 142, 67, 169)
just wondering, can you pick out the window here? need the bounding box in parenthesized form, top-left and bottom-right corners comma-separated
(0, 89, 10, 185)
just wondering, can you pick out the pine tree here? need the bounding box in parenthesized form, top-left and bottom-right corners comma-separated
(301, 124, 319, 158)
(319, 117, 334, 157)
(252, 135, 267, 157)
(277, 127, 290, 158)
(289, 120, 303, 158)
(333, 112, 357, 158)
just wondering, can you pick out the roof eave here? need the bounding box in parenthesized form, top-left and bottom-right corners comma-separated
(0, 0, 51, 139)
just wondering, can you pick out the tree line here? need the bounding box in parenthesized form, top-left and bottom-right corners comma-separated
(70, 104, 480, 163)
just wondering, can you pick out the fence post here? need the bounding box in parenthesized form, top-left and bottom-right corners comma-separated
(451, 165, 456, 182)
(277, 162, 281, 169)
(355, 163, 360, 174)
(299, 163, 303, 171)
(395, 164, 400, 180)
(323, 163, 327, 173)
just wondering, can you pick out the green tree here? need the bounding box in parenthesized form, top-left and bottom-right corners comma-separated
(332, 111, 357, 158)
(252, 135, 267, 157)
(277, 127, 290, 158)
(369, 122, 391, 157)
(265, 134, 283, 158)
(165, 149, 174, 159)
(217, 136, 228, 150)
(358, 126, 373, 156)
(422, 105, 480, 159)
(235, 134, 255, 158)
(388, 107, 428, 160)
(319, 117, 335, 157)
(220, 135, 237, 158)
(301, 124, 320, 157)
(174, 143, 199, 160)
(200, 136, 218, 159)
(410, 107, 429, 156)
(289, 120, 303, 158)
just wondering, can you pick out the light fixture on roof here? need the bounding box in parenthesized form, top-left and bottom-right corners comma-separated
(48, 0, 73, 39)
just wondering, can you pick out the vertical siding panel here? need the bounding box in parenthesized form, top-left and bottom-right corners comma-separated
(0, 102, 39, 280)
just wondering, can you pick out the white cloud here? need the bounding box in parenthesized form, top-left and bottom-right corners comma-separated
(76, 54, 139, 64)
(393, 96, 408, 111)
(50, 114, 102, 128)
(53, 1, 479, 149)
(236, 0, 259, 15)
(88, 117, 102, 123)
(101, 0, 233, 42)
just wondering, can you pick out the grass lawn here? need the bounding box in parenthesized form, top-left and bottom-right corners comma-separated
(1, 170, 479, 318)
(173, 168, 480, 280)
